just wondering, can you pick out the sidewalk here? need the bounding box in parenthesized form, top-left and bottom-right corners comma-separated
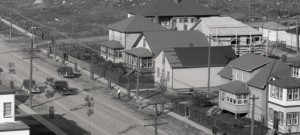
(50, 52, 214, 135)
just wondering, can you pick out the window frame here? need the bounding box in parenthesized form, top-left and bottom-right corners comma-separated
(3, 102, 12, 118)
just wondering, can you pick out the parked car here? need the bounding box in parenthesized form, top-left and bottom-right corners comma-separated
(21, 79, 40, 93)
(50, 80, 73, 95)
(56, 66, 74, 78)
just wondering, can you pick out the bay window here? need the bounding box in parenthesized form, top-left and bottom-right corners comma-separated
(279, 111, 284, 125)
(269, 108, 274, 121)
(270, 85, 283, 100)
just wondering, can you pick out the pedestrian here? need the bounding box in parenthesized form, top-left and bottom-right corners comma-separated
(117, 87, 121, 99)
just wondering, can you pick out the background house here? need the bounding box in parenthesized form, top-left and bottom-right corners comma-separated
(192, 17, 263, 56)
(127, 0, 219, 30)
(258, 22, 289, 42)
(124, 30, 210, 72)
(105, 15, 168, 63)
(0, 85, 29, 135)
(218, 53, 290, 123)
(154, 46, 237, 90)
(282, 26, 300, 49)
(267, 56, 300, 134)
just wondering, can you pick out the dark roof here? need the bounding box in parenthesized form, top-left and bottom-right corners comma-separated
(286, 26, 300, 34)
(125, 47, 153, 58)
(261, 22, 288, 31)
(217, 64, 233, 80)
(271, 67, 292, 79)
(287, 54, 300, 67)
(268, 77, 300, 88)
(163, 46, 236, 68)
(142, 31, 209, 56)
(100, 40, 124, 49)
(218, 81, 249, 95)
(0, 85, 15, 94)
(229, 53, 272, 72)
(248, 60, 290, 89)
(127, 0, 219, 17)
(108, 15, 168, 33)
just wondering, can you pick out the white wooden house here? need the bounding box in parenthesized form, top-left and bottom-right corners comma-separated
(218, 53, 290, 122)
(267, 56, 300, 134)
(127, 0, 219, 30)
(154, 46, 237, 90)
(124, 30, 209, 73)
(192, 17, 263, 56)
(0, 85, 30, 135)
(258, 22, 288, 42)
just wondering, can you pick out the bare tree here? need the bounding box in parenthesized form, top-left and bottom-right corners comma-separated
(84, 94, 95, 135)
(8, 62, 16, 89)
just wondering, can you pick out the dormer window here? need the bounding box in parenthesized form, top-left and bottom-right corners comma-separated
(292, 67, 299, 77)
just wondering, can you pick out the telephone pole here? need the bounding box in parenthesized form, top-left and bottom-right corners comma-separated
(143, 101, 169, 135)
(250, 95, 259, 135)
(9, 3, 12, 38)
(136, 56, 140, 101)
(207, 35, 212, 98)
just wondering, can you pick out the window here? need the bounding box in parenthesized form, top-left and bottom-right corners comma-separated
(287, 112, 299, 126)
(115, 50, 122, 58)
(184, 17, 188, 23)
(294, 89, 299, 100)
(179, 18, 184, 23)
(279, 87, 283, 100)
(143, 38, 146, 47)
(292, 67, 299, 77)
(162, 54, 165, 64)
(246, 38, 251, 44)
(235, 70, 239, 80)
(167, 71, 170, 82)
(190, 18, 197, 23)
(222, 92, 225, 101)
(253, 37, 260, 42)
(279, 111, 284, 125)
(4, 102, 12, 118)
(157, 67, 160, 78)
(227, 97, 229, 102)
(242, 71, 246, 82)
(112, 31, 115, 39)
(288, 89, 300, 101)
(275, 86, 279, 98)
(269, 108, 274, 121)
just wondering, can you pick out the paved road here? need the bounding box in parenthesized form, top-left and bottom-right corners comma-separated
(0, 36, 207, 135)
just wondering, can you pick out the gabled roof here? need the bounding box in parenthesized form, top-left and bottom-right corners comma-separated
(193, 17, 262, 36)
(0, 85, 15, 94)
(127, 0, 219, 17)
(247, 60, 290, 89)
(218, 81, 249, 95)
(268, 77, 300, 89)
(100, 40, 124, 49)
(141, 31, 209, 56)
(217, 64, 233, 80)
(125, 47, 153, 58)
(108, 15, 168, 33)
(163, 46, 237, 68)
(261, 22, 288, 31)
(229, 53, 272, 72)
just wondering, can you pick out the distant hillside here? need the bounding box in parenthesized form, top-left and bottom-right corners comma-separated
(0, 0, 299, 38)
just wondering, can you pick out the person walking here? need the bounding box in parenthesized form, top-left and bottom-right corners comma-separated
(117, 87, 121, 99)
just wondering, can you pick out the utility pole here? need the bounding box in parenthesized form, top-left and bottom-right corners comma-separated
(136, 56, 140, 101)
(250, 95, 259, 135)
(9, 3, 12, 38)
(29, 21, 34, 108)
(143, 101, 169, 135)
(296, 20, 299, 53)
(207, 35, 211, 98)
(53, 32, 56, 61)
(248, 0, 252, 23)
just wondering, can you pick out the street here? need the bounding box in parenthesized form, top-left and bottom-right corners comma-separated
(0, 35, 206, 135)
